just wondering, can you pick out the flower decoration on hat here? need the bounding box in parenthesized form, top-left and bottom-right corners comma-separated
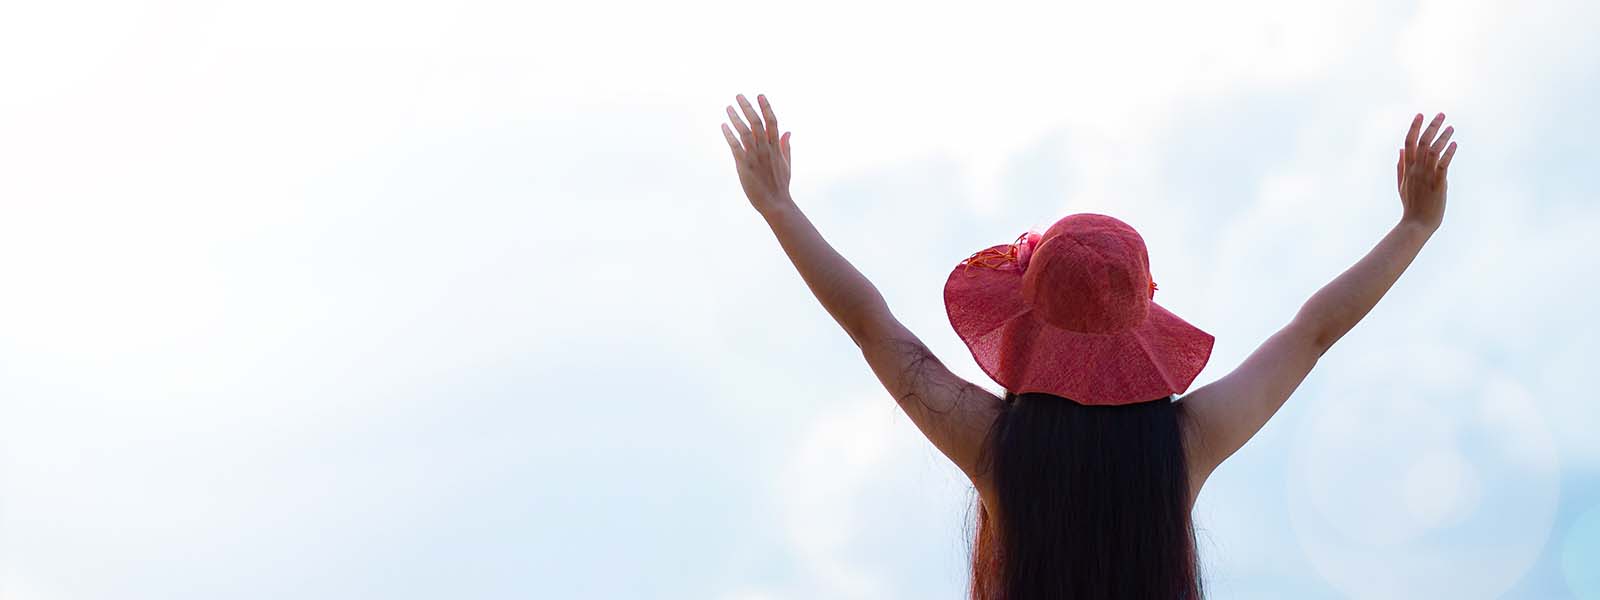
(960, 230, 1042, 276)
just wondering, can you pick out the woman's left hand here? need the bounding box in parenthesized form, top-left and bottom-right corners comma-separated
(721, 93, 794, 216)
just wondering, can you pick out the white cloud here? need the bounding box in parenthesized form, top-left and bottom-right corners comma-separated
(764, 396, 975, 600)
(2, 0, 1597, 597)
(1287, 341, 1559, 599)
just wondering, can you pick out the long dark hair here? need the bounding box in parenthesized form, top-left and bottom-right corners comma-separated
(968, 391, 1202, 599)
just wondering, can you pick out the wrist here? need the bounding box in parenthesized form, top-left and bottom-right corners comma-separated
(759, 197, 800, 221)
(1397, 217, 1439, 237)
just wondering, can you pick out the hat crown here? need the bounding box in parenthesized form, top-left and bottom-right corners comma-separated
(1021, 214, 1153, 334)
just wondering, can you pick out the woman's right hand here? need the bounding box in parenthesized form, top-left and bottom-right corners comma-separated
(1398, 112, 1457, 231)
(722, 93, 795, 217)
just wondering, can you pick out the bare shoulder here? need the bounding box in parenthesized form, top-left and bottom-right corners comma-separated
(1176, 317, 1327, 504)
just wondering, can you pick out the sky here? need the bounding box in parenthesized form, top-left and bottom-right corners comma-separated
(0, 0, 1597, 598)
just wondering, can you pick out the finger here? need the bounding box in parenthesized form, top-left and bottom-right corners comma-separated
(736, 94, 766, 148)
(764, 131, 784, 180)
(721, 123, 746, 161)
(1430, 125, 1454, 158)
(756, 95, 781, 181)
(726, 105, 753, 141)
(766, 130, 784, 183)
(1438, 141, 1458, 174)
(735, 95, 770, 171)
(1416, 113, 1446, 165)
(727, 105, 760, 167)
(1404, 113, 1424, 160)
(758, 94, 780, 145)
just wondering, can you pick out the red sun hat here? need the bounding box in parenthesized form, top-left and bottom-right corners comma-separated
(944, 213, 1215, 406)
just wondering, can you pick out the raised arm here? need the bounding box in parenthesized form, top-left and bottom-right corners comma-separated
(1181, 113, 1457, 491)
(720, 93, 1001, 484)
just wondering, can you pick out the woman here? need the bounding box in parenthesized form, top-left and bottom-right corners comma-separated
(720, 94, 1456, 599)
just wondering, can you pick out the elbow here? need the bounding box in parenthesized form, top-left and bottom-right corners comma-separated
(1289, 314, 1337, 357)
(851, 308, 913, 352)
(1309, 326, 1340, 357)
(1311, 336, 1333, 358)
(846, 300, 896, 344)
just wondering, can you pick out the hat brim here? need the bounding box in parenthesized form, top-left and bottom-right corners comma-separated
(944, 249, 1215, 406)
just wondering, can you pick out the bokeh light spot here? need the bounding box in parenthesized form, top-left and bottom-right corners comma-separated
(1289, 341, 1559, 598)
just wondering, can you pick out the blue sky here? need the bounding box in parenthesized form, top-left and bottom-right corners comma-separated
(1, 0, 1597, 598)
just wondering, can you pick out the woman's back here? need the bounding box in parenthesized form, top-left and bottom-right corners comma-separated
(970, 392, 1202, 600)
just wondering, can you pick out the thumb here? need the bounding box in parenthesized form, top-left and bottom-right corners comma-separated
(782, 131, 791, 163)
(1396, 148, 1404, 193)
